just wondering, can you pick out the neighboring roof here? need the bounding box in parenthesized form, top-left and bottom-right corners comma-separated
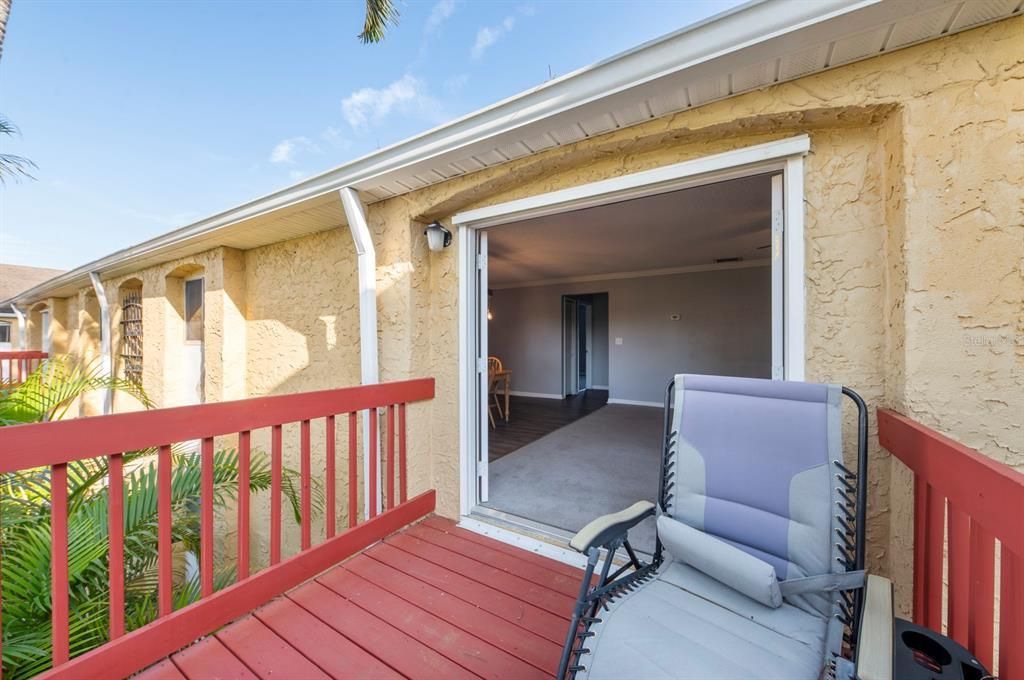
(0, 264, 66, 314)
(6, 0, 1020, 305)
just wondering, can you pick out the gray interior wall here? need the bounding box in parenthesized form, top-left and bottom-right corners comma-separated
(488, 265, 770, 403)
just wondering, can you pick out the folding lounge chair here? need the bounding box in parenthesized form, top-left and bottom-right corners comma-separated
(558, 374, 893, 680)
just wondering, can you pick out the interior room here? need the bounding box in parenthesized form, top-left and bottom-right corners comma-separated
(481, 173, 775, 552)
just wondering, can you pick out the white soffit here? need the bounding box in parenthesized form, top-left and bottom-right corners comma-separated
(9, 0, 1021, 304)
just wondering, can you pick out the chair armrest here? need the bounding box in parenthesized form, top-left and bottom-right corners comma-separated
(569, 501, 655, 553)
(856, 574, 893, 680)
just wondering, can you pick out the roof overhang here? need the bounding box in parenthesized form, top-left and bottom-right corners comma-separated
(7, 0, 1019, 305)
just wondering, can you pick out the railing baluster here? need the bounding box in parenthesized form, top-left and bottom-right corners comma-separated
(300, 419, 311, 550)
(108, 453, 125, 639)
(271, 425, 282, 565)
(946, 501, 970, 644)
(399, 403, 407, 504)
(924, 486, 944, 631)
(51, 463, 69, 666)
(386, 405, 395, 510)
(200, 437, 214, 598)
(348, 412, 357, 528)
(368, 409, 378, 518)
(158, 445, 173, 617)
(238, 431, 251, 581)
(968, 520, 995, 670)
(912, 476, 928, 623)
(1000, 546, 1023, 679)
(326, 415, 336, 539)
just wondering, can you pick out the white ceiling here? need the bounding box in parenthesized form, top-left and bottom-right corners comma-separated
(487, 173, 773, 287)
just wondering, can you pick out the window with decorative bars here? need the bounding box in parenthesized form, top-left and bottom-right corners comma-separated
(120, 289, 143, 385)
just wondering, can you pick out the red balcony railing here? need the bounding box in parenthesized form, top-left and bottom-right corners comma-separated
(0, 378, 436, 679)
(879, 408, 1023, 678)
(0, 351, 48, 388)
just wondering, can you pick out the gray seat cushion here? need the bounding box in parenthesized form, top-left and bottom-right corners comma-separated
(583, 561, 828, 680)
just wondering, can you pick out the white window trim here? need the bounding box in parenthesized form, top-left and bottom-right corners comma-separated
(453, 135, 809, 516)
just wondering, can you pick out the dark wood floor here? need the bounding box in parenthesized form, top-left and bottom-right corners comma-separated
(137, 517, 582, 680)
(489, 389, 608, 462)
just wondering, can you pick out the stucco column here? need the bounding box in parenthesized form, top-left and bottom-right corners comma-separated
(210, 248, 248, 402)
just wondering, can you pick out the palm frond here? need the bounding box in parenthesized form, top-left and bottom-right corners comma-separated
(0, 356, 152, 424)
(0, 114, 37, 184)
(359, 0, 399, 43)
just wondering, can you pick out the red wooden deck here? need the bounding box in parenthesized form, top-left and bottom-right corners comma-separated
(136, 516, 582, 680)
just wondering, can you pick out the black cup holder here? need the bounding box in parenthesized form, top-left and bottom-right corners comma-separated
(893, 619, 990, 680)
(902, 629, 954, 667)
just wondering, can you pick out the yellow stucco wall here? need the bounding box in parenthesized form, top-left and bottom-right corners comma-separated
(32, 17, 1023, 614)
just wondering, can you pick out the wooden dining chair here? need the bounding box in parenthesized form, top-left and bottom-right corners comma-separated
(487, 356, 505, 427)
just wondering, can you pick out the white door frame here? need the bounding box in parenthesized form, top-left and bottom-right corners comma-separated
(562, 296, 579, 397)
(583, 302, 592, 390)
(183, 275, 205, 406)
(40, 310, 51, 354)
(453, 135, 809, 516)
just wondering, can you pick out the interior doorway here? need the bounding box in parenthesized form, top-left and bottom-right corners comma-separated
(562, 294, 600, 396)
(455, 137, 808, 533)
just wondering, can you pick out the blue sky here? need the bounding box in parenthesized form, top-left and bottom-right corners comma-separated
(0, 0, 744, 271)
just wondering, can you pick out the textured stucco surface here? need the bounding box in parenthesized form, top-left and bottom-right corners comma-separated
(30, 18, 1023, 614)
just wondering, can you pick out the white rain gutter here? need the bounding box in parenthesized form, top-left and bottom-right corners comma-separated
(11, 304, 26, 350)
(338, 187, 381, 517)
(88, 272, 113, 414)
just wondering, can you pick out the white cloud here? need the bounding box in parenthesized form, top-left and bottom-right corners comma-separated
(288, 169, 308, 182)
(444, 73, 469, 94)
(320, 126, 351, 149)
(269, 136, 320, 164)
(341, 74, 441, 128)
(471, 16, 515, 59)
(425, 0, 456, 33)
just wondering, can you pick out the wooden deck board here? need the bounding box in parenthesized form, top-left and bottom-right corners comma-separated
(216, 616, 331, 679)
(420, 516, 586, 579)
(407, 524, 582, 597)
(252, 597, 402, 679)
(289, 582, 478, 680)
(165, 637, 257, 680)
(135, 659, 188, 680)
(385, 531, 576, 617)
(366, 541, 569, 643)
(139, 517, 582, 680)
(319, 565, 545, 679)
(344, 553, 562, 672)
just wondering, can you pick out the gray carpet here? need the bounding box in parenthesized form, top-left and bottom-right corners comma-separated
(485, 404, 663, 553)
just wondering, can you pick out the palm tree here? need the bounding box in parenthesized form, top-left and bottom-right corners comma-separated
(0, 358, 316, 678)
